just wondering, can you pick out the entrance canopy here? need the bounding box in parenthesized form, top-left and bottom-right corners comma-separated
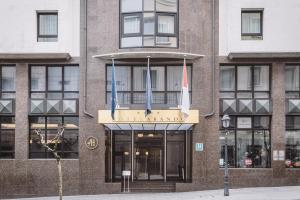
(98, 109, 199, 131)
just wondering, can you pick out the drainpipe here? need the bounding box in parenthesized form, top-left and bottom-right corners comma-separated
(83, 0, 94, 118)
(204, 0, 216, 118)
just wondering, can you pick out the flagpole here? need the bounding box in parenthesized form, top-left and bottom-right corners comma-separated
(180, 56, 186, 108)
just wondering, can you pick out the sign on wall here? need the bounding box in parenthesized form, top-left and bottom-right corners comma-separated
(195, 143, 204, 152)
(237, 117, 252, 129)
(86, 136, 98, 150)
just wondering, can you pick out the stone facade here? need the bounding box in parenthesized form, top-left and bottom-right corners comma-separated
(0, 0, 300, 199)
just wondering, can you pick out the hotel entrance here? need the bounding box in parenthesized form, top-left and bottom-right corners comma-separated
(105, 129, 192, 183)
(100, 109, 198, 183)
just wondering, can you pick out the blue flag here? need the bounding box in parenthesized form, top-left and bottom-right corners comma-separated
(145, 57, 152, 116)
(111, 59, 118, 120)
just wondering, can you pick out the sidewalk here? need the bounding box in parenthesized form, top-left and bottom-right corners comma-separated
(5, 186, 300, 200)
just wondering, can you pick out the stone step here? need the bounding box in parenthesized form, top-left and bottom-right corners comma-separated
(122, 181, 176, 193)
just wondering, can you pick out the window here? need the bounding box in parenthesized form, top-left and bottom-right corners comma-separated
(29, 116, 78, 159)
(106, 65, 192, 105)
(120, 0, 178, 48)
(220, 65, 270, 99)
(241, 10, 263, 38)
(37, 12, 58, 42)
(285, 65, 300, 167)
(219, 116, 271, 168)
(285, 65, 300, 98)
(0, 117, 15, 159)
(30, 65, 79, 99)
(0, 65, 16, 99)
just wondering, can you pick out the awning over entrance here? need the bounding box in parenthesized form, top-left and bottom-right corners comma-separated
(98, 109, 199, 130)
(93, 51, 204, 61)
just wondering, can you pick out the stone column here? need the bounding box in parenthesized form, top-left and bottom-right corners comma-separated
(14, 63, 30, 193)
(271, 62, 286, 182)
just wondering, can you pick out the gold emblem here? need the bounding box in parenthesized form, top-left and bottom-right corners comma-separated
(86, 136, 98, 150)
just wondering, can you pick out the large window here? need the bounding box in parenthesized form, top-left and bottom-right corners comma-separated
(219, 116, 271, 168)
(30, 65, 79, 99)
(37, 12, 58, 42)
(219, 64, 271, 168)
(106, 65, 192, 105)
(220, 65, 270, 99)
(29, 116, 78, 159)
(120, 0, 178, 48)
(285, 65, 300, 168)
(241, 10, 263, 38)
(29, 65, 79, 159)
(0, 117, 15, 159)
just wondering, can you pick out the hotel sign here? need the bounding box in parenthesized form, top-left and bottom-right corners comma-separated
(98, 110, 199, 124)
(86, 136, 98, 150)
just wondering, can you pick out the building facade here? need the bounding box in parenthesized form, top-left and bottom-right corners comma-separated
(0, 0, 300, 198)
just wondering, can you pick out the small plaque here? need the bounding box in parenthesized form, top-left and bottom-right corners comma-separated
(195, 143, 204, 152)
(279, 150, 285, 161)
(237, 117, 252, 129)
(86, 136, 98, 150)
(122, 170, 131, 176)
(273, 150, 278, 161)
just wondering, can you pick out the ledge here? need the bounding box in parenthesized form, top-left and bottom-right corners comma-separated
(93, 51, 204, 61)
(228, 52, 300, 60)
(0, 53, 71, 61)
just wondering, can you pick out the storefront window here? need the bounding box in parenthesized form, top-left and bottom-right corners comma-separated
(219, 116, 271, 168)
(0, 117, 15, 159)
(29, 116, 79, 159)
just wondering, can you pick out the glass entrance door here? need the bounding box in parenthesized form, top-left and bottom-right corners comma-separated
(134, 131, 164, 181)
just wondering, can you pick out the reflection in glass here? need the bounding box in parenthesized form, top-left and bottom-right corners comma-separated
(158, 15, 175, 34)
(156, 36, 177, 47)
(144, 13, 154, 35)
(31, 66, 46, 91)
(237, 66, 251, 91)
(156, 0, 177, 12)
(121, 0, 142, 12)
(144, 0, 154, 11)
(237, 130, 252, 168)
(220, 131, 235, 168)
(254, 66, 269, 91)
(121, 37, 142, 47)
(48, 67, 62, 91)
(242, 12, 261, 34)
(64, 67, 79, 91)
(286, 131, 300, 168)
(124, 15, 141, 34)
(220, 66, 235, 91)
(2, 67, 15, 92)
(285, 65, 299, 91)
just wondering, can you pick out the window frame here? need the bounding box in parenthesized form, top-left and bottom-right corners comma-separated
(28, 115, 79, 159)
(285, 64, 300, 97)
(241, 10, 263, 37)
(29, 64, 79, 100)
(220, 64, 272, 99)
(0, 65, 16, 99)
(119, 0, 179, 48)
(37, 11, 58, 42)
(219, 115, 272, 168)
(0, 116, 15, 159)
(105, 64, 193, 105)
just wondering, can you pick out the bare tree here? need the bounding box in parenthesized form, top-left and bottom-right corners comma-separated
(33, 126, 64, 200)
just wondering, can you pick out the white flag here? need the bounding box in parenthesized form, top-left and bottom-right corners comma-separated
(180, 59, 190, 117)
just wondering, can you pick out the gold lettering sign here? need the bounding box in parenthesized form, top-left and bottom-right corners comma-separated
(98, 110, 199, 124)
(86, 136, 98, 150)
